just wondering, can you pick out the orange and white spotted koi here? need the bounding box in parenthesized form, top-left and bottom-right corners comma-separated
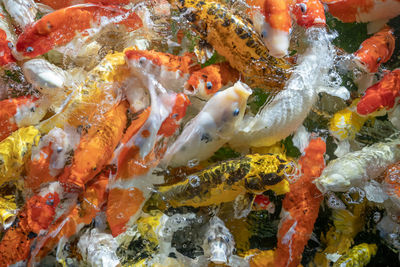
(15, 4, 143, 59)
(28, 172, 109, 264)
(185, 62, 240, 99)
(0, 185, 60, 266)
(125, 49, 238, 99)
(357, 69, 400, 115)
(246, 0, 326, 57)
(274, 138, 326, 267)
(354, 26, 396, 73)
(322, 0, 400, 23)
(246, 0, 292, 58)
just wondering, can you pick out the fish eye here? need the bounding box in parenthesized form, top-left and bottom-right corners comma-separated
(299, 3, 307, 13)
(139, 57, 146, 64)
(26, 46, 34, 53)
(261, 30, 267, 38)
(377, 57, 382, 63)
(206, 81, 212, 90)
(7, 42, 13, 49)
(233, 108, 240, 116)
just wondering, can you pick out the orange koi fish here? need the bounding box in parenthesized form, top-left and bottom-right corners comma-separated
(274, 138, 326, 267)
(357, 69, 400, 115)
(185, 62, 240, 99)
(107, 93, 190, 237)
(0, 96, 39, 142)
(247, 0, 292, 58)
(35, 0, 133, 10)
(59, 101, 127, 191)
(29, 171, 109, 263)
(354, 26, 396, 73)
(322, 0, 400, 23)
(0, 190, 60, 266)
(291, 0, 326, 28)
(15, 4, 142, 58)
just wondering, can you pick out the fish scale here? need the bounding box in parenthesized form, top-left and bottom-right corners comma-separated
(172, 0, 292, 91)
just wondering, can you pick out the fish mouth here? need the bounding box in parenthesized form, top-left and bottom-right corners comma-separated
(233, 81, 252, 99)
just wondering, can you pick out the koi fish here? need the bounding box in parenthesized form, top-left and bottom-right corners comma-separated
(172, 0, 292, 91)
(0, 6, 16, 66)
(25, 127, 79, 191)
(330, 98, 368, 140)
(161, 82, 251, 168)
(2, 0, 37, 29)
(38, 51, 129, 133)
(15, 4, 143, 59)
(357, 69, 400, 115)
(157, 153, 294, 208)
(0, 186, 60, 266)
(0, 96, 40, 142)
(354, 26, 396, 73)
(29, 172, 109, 263)
(246, 0, 292, 58)
(124, 49, 197, 92)
(246, 0, 326, 57)
(321, 0, 400, 23)
(0, 126, 40, 185)
(230, 28, 335, 148)
(333, 243, 377, 267)
(59, 101, 127, 191)
(107, 92, 190, 237)
(275, 138, 326, 267)
(315, 136, 400, 192)
(35, 0, 133, 10)
(184, 62, 240, 99)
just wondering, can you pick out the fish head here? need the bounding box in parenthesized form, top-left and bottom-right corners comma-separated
(205, 81, 252, 134)
(185, 65, 223, 99)
(292, 0, 326, 28)
(354, 28, 395, 73)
